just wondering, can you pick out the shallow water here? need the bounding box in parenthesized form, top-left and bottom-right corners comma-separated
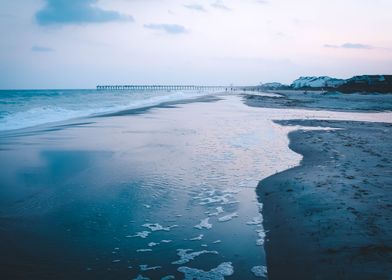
(0, 94, 391, 279)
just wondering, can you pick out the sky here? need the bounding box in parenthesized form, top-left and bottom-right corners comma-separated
(0, 0, 391, 89)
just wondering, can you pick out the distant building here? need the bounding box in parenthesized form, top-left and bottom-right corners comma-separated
(291, 76, 345, 89)
(337, 75, 392, 93)
(259, 82, 290, 90)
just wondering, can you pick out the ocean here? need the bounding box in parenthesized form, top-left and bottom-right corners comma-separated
(0, 89, 220, 131)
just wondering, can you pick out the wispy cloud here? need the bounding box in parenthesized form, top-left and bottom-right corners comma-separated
(184, 4, 206, 12)
(324, 43, 373, 50)
(35, 0, 133, 26)
(31, 46, 54, 52)
(144, 23, 188, 34)
(256, 0, 269, 4)
(341, 43, 373, 49)
(211, 1, 231, 11)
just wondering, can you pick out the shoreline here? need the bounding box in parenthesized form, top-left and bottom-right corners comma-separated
(257, 119, 392, 279)
(0, 94, 224, 137)
(0, 94, 272, 279)
(243, 90, 392, 113)
(1, 93, 392, 278)
(0, 91, 229, 134)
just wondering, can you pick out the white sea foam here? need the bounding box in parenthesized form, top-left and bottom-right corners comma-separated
(256, 228, 266, 246)
(194, 218, 212, 229)
(136, 249, 152, 252)
(172, 249, 218, 265)
(218, 212, 238, 222)
(189, 234, 204, 241)
(251, 265, 267, 277)
(178, 262, 234, 280)
(127, 231, 151, 239)
(133, 275, 150, 280)
(208, 206, 224, 216)
(199, 194, 234, 205)
(142, 223, 178, 232)
(198, 191, 240, 205)
(139, 264, 162, 271)
(246, 216, 263, 225)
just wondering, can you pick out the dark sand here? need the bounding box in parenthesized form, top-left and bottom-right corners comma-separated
(257, 120, 392, 279)
(244, 90, 392, 112)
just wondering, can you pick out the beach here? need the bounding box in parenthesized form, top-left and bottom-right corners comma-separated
(3, 0, 392, 278)
(258, 119, 392, 279)
(0, 91, 392, 279)
(246, 91, 392, 279)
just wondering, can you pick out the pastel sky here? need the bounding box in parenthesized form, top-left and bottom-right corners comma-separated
(0, 0, 391, 89)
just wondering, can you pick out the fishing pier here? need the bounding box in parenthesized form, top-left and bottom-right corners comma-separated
(96, 85, 231, 91)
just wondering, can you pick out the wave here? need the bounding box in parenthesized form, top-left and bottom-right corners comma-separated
(0, 90, 220, 131)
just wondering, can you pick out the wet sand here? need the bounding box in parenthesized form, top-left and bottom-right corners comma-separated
(244, 90, 392, 112)
(257, 120, 392, 280)
(1, 92, 392, 279)
(245, 90, 392, 279)
(0, 95, 278, 280)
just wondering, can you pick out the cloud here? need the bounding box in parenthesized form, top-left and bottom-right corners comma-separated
(144, 23, 188, 34)
(324, 43, 373, 50)
(211, 1, 231, 11)
(184, 4, 206, 12)
(256, 0, 269, 4)
(35, 0, 133, 26)
(31, 46, 54, 52)
(341, 43, 373, 49)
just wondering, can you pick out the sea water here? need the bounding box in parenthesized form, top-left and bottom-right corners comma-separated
(0, 89, 220, 131)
